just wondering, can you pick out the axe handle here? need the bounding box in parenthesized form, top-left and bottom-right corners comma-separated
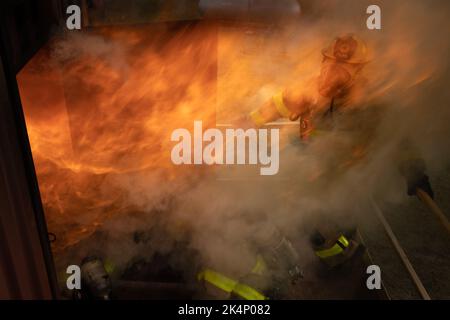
(416, 188, 450, 235)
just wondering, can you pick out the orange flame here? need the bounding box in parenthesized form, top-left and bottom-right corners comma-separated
(17, 20, 437, 254)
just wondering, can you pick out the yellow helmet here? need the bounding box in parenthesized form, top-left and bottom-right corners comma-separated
(322, 34, 370, 64)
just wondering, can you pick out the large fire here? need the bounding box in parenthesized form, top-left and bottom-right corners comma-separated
(16, 21, 325, 254)
(17, 23, 221, 253)
(16, 19, 435, 257)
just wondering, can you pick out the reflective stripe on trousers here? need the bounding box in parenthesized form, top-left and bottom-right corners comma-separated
(315, 235, 350, 259)
(197, 269, 267, 300)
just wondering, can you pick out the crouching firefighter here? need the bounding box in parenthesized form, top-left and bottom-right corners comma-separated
(197, 225, 303, 300)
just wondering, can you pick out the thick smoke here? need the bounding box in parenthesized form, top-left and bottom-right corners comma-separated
(17, 0, 450, 289)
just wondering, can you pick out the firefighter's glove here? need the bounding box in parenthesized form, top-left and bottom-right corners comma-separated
(399, 159, 434, 199)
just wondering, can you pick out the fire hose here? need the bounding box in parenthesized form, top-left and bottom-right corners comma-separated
(416, 188, 450, 235)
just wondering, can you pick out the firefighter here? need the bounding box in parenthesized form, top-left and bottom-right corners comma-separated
(197, 224, 303, 300)
(241, 34, 434, 268)
(76, 225, 302, 300)
(247, 34, 369, 136)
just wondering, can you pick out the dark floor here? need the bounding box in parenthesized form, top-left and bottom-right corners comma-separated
(360, 165, 450, 299)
